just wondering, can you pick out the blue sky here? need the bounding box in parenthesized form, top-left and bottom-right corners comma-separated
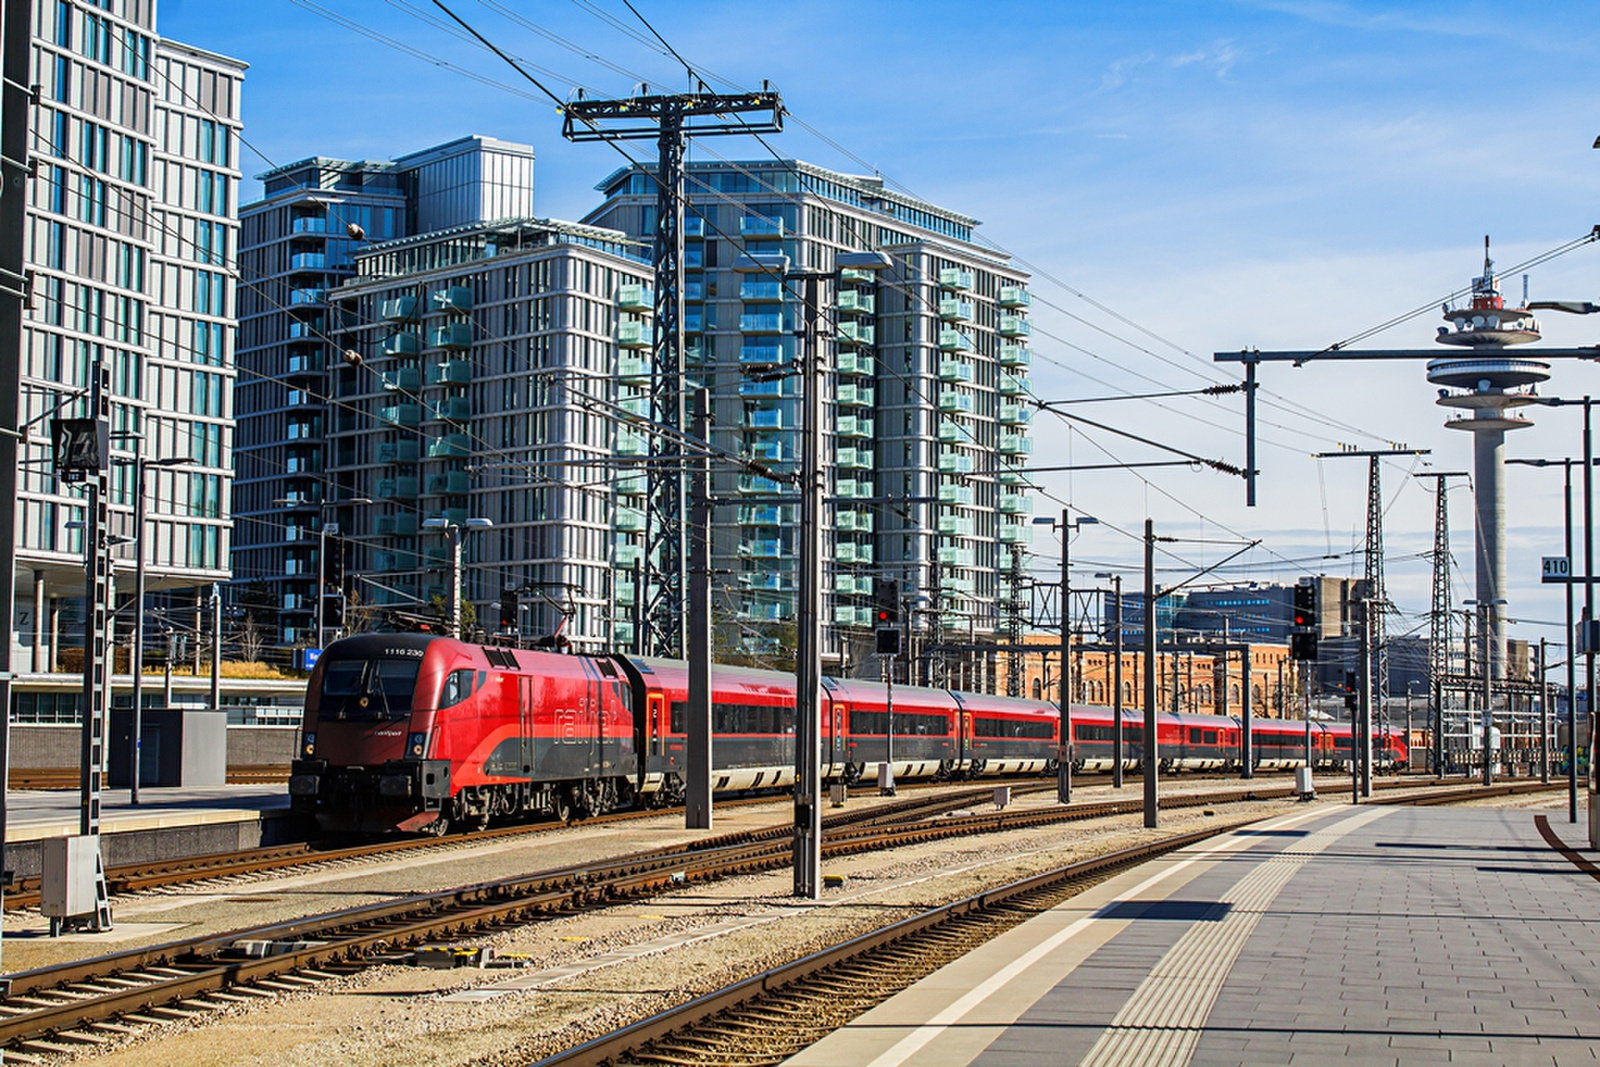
(161, 0, 1600, 647)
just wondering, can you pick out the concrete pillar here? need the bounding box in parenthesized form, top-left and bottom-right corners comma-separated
(31, 573, 43, 673)
(1474, 422, 1507, 679)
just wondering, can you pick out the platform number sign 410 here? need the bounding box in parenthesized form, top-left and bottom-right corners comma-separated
(1542, 556, 1572, 583)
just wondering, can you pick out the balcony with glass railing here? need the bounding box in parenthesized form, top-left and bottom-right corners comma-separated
(427, 433, 470, 458)
(740, 343, 785, 367)
(837, 322, 875, 347)
(618, 322, 651, 349)
(938, 330, 974, 353)
(836, 352, 874, 376)
(381, 296, 418, 323)
(377, 476, 419, 500)
(836, 543, 874, 564)
(837, 291, 875, 315)
(837, 384, 874, 407)
(739, 280, 783, 301)
(836, 447, 871, 470)
(939, 359, 974, 383)
(999, 344, 1031, 367)
(939, 484, 974, 505)
(837, 415, 873, 438)
(999, 286, 1031, 308)
(432, 286, 473, 314)
(937, 389, 974, 413)
(746, 407, 783, 431)
(999, 316, 1031, 338)
(740, 215, 785, 238)
(378, 439, 420, 465)
(431, 323, 473, 349)
(740, 538, 783, 559)
(938, 268, 974, 291)
(382, 332, 420, 358)
(740, 312, 785, 334)
(380, 403, 421, 428)
(939, 298, 974, 322)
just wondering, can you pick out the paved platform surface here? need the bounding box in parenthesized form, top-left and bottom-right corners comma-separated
(789, 802, 1600, 1066)
(4, 784, 290, 842)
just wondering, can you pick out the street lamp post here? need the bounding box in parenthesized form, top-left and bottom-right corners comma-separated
(422, 516, 493, 639)
(127, 454, 187, 805)
(1095, 571, 1124, 788)
(1040, 511, 1097, 804)
(1530, 396, 1596, 829)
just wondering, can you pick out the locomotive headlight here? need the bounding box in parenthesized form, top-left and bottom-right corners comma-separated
(408, 732, 426, 758)
(303, 732, 317, 756)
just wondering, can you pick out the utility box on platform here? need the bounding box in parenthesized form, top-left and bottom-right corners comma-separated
(1295, 767, 1316, 800)
(41, 835, 99, 922)
(108, 709, 227, 788)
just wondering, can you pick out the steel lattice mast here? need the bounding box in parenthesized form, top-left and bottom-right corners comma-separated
(1366, 453, 1386, 767)
(1316, 447, 1429, 797)
(563, 88, 783, 657)
(1418, 471, 1466, 774)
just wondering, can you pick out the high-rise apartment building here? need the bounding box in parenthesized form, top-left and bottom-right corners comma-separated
(322, 218, 652, 649)
(235, 147, 1033, 685)
(233, 137, 534, 645)
(19, 1, 244, 670)
(584, 160, 1034, 686)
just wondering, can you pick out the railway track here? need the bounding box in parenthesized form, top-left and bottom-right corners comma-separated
(0, 778, 1317, 1057)
(530, 779, 1567, 1067)
(0, 771, 1492, 912)
(0, 778, 1551, 1057)
(0, 780, 1029, 913)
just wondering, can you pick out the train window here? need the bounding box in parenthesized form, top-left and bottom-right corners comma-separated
(322, 661, 364, 698)
(440, 669, 475, 709)
(1204, 730, 1218, 745)
(1188, 728, 1202, 744)
(318, 658, 420, 720)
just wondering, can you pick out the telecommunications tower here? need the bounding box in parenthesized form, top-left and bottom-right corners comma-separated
(1427, 239, 1550, 679)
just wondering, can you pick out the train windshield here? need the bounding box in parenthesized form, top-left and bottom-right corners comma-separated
(317, 658, 420, 721)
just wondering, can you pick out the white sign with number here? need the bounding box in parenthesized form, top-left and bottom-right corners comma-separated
(1543, 556, 1572, 583)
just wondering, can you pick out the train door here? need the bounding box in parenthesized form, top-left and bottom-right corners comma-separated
(828, 698, 846, 777)
(518, 674, 533, 776)
(958, 704, 972, 771)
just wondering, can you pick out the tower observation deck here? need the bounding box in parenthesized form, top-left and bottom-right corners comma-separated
(1427, 239, 1550, 679)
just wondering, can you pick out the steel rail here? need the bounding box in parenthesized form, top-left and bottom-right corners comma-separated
(532, 779, 1567, 1067)
(0, 778, 1542, 1051)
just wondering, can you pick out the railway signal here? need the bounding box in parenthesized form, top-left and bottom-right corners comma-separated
(499, 587, 518, 634)
(1290, 631, 1318, 661)
(1293, 581, 1316, 628)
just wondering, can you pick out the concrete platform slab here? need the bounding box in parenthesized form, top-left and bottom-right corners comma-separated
(787, 803, 1600, 1067)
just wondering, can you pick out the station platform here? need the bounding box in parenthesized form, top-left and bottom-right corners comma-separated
(2, 785, 296, 879)
(790, 802, 1600, 1067)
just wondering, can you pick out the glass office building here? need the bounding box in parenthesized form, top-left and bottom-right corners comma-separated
(584, 160, 1034, 686)
(233, 137, 534, 646)
(19, 2, 244, 671)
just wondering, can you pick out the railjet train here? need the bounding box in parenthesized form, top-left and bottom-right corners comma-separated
(289, 634, 1406, 834)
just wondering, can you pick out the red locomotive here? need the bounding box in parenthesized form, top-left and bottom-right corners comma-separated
(289, 634, 1405, 834)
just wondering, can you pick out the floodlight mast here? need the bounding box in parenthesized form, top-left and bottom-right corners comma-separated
(562, 87, 783, 660)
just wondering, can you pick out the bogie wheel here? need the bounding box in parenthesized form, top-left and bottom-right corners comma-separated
(422, 811, 451, 838)
(555, 789, 575, 824)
